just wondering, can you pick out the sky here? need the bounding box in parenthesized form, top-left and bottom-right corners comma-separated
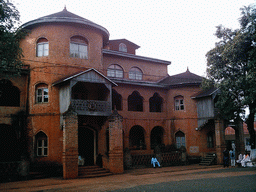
(12, 0, 255, 77)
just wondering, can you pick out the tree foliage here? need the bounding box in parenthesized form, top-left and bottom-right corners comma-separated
(0, 0, 27, 75)
(205, 5, 256, 149)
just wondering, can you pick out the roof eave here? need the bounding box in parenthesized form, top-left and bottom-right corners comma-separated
(103, 49, 171, 65)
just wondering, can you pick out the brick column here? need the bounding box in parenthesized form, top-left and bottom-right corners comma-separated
(215, 118, 226, 164)
(108, 110, 124, 174)
(62, 109, 78, 179)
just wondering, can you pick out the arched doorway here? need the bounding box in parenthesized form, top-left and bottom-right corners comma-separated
(78, 126, 97, 166)
(150, 126, 164, 149)
(129, 125, 146, 150)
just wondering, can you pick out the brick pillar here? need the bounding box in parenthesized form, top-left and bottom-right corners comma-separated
(62, 109, 78, 179)
(108, 109, 124, 174)
(215, 118, 226, 164)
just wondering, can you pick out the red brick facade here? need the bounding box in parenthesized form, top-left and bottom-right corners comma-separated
(0, 8, 245, 179)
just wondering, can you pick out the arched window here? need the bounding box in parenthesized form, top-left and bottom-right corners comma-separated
(149, 93, 163, 112)
(207, 131, 214, 148)
(70, 36, 88, 59)
(129, 67, 143, 80)
(35, 131, 48, 157)
(175, 131, 185, 148)
(36, 38, 49, 57)
(174, 95, 184, 111)
(36, 83, 48, 103)
(129, 125, 146, 150)
(0, 79, 20, 106)
(107, 64, 124, 78)
(119, 43, 127, 52)
(112, 89, 122, 110)
(150, 126, 164, 149)
(128, 91, 143, 111)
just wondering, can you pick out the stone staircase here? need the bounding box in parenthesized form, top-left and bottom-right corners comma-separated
(78, 165, 112, 178)
(199, 153, 216, 166)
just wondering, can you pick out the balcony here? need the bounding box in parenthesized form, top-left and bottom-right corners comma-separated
(71, 99, 112, 116)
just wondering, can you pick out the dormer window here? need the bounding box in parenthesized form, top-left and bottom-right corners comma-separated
(119, 43, 127, 52)
(129, 67, 142, 80)
(70, 36, 88, 59)
(36, 38, 49, 57)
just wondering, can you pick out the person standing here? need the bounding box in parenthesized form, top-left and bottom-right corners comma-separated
(229, 149, 235, 167)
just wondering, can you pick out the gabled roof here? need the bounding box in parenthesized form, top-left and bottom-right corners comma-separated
(21, 7, 109, 45)
(109, 39, 140, 49)
(158, 68, 203, 86)
(52, 68, 117, 86)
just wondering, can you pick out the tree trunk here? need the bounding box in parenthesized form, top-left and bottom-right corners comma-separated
(247, 110, 255, 149)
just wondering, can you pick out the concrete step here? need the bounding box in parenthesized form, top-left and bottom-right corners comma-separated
(78, 166, 112, 178)
(199, 153, 216, 166)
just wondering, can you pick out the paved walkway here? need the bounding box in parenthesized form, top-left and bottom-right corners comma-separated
(1, 165, 255, 192)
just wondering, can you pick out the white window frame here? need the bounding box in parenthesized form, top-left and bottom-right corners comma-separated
(37, 138, 48, 156)
(107, 64, 124, 78)
(70, 42, 88, 59)
(36, 87, 48, 103)
(37, 42, 49, 57)
(129, 67, 143, 80)
(175, 98, 184, 111)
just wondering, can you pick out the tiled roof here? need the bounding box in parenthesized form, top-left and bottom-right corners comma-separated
(158, 68, 203, 86)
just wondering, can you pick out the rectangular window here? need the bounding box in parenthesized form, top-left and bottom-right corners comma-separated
(37, 139, 48, 156)
(36, 88, 48, 103)
(176, 137, 185, 148)
(175, 99, 184, 111)
(70, 43, 88, 59)
(37, 43, 49, 57)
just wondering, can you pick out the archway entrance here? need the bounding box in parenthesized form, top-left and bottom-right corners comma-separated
(150, 126, 164, 149)
(78, 126, 96, 166)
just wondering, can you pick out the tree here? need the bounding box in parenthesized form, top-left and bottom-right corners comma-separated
(0, 0, 27, 75)
(205, 5, 256, 149)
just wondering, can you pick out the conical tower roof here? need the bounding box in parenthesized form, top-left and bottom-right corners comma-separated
(21, 7, 109, 44)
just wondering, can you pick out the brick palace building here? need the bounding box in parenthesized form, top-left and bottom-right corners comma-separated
(0, 7, 246, 179)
